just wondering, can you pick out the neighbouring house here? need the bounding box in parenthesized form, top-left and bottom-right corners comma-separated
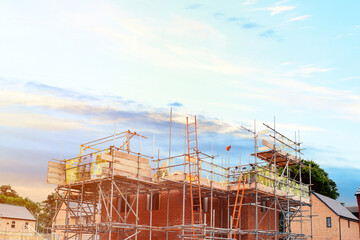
(346, 206, 359, 219)
(0, 203, 36, 233)
(292, 192, 360, 240)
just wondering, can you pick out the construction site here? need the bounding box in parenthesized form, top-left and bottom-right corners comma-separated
(47, 115, 313, 240)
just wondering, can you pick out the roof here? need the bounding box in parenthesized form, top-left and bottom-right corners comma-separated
(313, 192, 358, 221)
(0, 203, 36, 221)
(355, 186, 360, 196)
(346, 206, 359, 214)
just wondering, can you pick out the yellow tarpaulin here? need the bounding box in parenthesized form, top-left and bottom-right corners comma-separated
(65, 158, 79, 183)
(91, 153, 109, 179)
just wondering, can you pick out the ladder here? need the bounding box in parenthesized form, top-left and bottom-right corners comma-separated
(229, 174, 247, 239)
(186, 116, 203, 239)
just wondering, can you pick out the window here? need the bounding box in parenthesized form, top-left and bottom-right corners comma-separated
(202, 197, 209, 213)
(193, 197, 208, 212)
(11, 221, 15, 228)
(348, 219, 350, 228)
(279, 214, 285, 232)
(25, 222, 29, 229)
(146, 193, 160, 211)
(85, 216, 91, 225)
(118, 195, 131, 213)
(326, 217, 331, 228)
(261, 200, 267, 212)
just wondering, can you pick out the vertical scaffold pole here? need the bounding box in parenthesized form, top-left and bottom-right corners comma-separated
(254, 120, 258, 240)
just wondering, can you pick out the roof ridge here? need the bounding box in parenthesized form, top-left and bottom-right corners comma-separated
(313, 192, 358, 221)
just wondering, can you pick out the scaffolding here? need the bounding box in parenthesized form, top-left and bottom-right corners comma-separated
(48, 117, 313, 240)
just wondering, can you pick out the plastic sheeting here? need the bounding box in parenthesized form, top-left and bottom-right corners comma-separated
(90, 153, 109, 179)
(65, 158, 79, 183)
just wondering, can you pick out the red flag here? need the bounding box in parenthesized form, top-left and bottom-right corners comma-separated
(226, 145, 231, 151)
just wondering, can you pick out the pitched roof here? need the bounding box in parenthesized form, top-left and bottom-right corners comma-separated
(0, 203, 36, 221)
(355, 186, 360, 196)
(346, 206, 359, 214)
(313, 192, 358, 221)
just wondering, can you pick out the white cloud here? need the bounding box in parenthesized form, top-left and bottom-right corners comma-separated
(289, 15, 311, 22)
(275, 0, 289, 5)
(300, 66, 334, 74)
(343, 76, 360, 81)
(335, 25, 360, 39)
(0, 112, 92, 131)
(61, 9, 253, 76)
(169, 16, 223, 39)
(0, 90, 119, 114)
(267, 6, 296, 15)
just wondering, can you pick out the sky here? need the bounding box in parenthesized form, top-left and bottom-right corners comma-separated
(0, 0, 360, 206)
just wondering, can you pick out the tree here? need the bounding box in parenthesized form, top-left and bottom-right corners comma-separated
(0, 185, 59, 233)
(287, 160, 339, 199)
(0, 185, 41, 216)
(0, 184, 19, 197)
(38, 192, 61, 231)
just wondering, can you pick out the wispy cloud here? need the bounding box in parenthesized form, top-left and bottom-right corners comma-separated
(343, 76, 360, 81)
(169, 16, 223, 39)
(0, 81, 259, 138)
(0, 112, 93, 131)
(280, 65, 334, 77)
(267, 6, 296, 15)
(336, 25, 360, 38)
(252, 4, 295, 16)
(289, 15, 311, 22)
(275, 0, 289, 5)
(63, 10, 252, 76)
(301, 65, 334, 74)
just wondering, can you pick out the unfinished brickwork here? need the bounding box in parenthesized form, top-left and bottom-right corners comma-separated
(49, 118, 313, 240)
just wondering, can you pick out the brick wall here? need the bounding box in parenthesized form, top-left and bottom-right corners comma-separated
(100, 191, 284, 240)
(291, 195, 360, 240)
(102, 190, 224, 240)
(0, 217, 36, 233)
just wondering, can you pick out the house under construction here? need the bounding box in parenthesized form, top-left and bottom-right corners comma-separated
(47, 116, 313, 240)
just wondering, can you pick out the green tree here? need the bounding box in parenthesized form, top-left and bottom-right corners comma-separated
(287, 160, 339, 199)
(0, 185, 41, 216)
(0, 184, 19, 197)
(0, 185, 64, 233)
(38, 192, 61, 231)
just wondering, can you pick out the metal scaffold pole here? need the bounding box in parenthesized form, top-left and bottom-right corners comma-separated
(48, 117, 312, 240)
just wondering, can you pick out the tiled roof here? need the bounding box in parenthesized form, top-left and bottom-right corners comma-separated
(313, 192, 358, 221)
(355, 186, 360, 196)
(0, 203, 36, 221)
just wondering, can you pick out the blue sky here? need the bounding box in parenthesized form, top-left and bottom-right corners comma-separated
(0, 0, 360, 206)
